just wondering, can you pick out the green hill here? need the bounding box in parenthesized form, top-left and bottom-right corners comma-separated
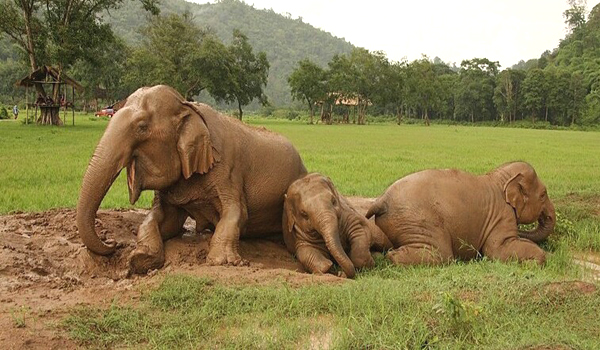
(105, 0, 355, 106)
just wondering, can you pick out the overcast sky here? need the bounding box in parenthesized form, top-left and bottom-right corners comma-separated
(188, 0, 597, 68)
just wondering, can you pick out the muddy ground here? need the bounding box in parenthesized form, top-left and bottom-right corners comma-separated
(0, 197, 377, 349)
(1, 196, 598, 349)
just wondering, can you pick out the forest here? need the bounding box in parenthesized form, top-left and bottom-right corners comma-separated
(0, 0, 353, 111)
(1, 0, 599, 126)
(289, 1, 600, 127)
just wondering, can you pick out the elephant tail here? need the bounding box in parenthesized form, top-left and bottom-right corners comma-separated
(366, 198, 387, 219)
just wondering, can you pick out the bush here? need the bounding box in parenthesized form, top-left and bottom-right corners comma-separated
(286, 109, 299, 120)
(260, 105, 275, 117)
(0, 106, 9, 119)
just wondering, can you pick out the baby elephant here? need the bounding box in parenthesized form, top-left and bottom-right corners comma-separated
(366, 162, 555, 266)
(283, 173, 392, 278)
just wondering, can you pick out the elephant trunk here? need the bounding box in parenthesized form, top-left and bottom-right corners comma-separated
(315, 212, 356, 278)
(518, 200, 556, 243)
(76, 131, 128, 255)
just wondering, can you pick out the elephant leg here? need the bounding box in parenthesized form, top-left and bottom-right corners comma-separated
(129, 195, 187, 274)
(296, 245, 334, 274)
(366, 222, 393, 252)
(386, 243, 453, 266)
(483, 235, 546, 264)
(206, 201, 248, 266)
(194, 216, 214, 234)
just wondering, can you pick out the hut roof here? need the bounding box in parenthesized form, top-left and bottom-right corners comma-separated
(15, 65, 83, 91)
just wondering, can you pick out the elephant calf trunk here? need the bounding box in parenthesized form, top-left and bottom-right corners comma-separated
(316, 213, 356, 278)
(518, 201, 556, 243)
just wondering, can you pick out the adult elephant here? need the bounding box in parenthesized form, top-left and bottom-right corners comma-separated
(366, 162, 555, 265)
(77, 85, 307, 274)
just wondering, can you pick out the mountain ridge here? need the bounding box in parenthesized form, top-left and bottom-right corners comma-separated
(105, 0, 355, 106)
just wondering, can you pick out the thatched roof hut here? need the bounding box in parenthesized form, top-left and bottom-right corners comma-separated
(15, 66, 83, 125)
(16, 65, 83, 91)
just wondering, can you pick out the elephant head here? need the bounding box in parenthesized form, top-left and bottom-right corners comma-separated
(77, 85, 219, 255)
(499, 162, 556, 243)
(283, 173, 358, 278)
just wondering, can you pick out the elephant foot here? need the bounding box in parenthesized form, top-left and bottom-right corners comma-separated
(351, 254, 375, 269)
(128, 245, 165, 275)
(206, 246, 249, 266)
(309, 259, 333, 275)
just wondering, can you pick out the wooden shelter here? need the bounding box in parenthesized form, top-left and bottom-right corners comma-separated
(15, 66, 83, 125)
(318, 93, 372, 124)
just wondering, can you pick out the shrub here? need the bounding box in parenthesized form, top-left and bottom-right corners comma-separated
(0, 106, 9, 119)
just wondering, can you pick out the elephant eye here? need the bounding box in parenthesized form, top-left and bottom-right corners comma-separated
(137, 122, 149, 133)
(331, 197, 337, 206)
(300, 210, 309, 219)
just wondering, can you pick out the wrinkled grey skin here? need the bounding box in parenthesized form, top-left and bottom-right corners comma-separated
(77, 85, 306, 274)
(367, 162, 555, 266)
(283, 173, 392, 278)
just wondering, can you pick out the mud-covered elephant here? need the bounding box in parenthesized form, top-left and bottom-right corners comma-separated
(77, 85, 307, 273)
(283, 173, 392, 278)
(366, 162, 555, 265)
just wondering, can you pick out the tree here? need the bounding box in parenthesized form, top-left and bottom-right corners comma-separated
(522, 68, 547, 123)
(437, 72, 458, 120)
(548, 68, 573, 125)
(568, 72, 587, 125)
(455, 58, 499, 122)
(374, 60, 406, 124)
(564, 0, 587, 33)
(288, 59, 327, 124)
(219, 29, 269, 120)
(405, 56, 442, 125)
(327, 48, 388, 124)
(494, 69, 525, 122)
(124, 12, 232, 101)
(0, 0, 159, 124)
(70, 36, 129, 111)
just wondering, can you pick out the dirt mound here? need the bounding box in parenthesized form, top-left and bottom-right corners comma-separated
(0, 205, 358, 349)
(556, 193, 600, 218)
(540, 280, 597, 296)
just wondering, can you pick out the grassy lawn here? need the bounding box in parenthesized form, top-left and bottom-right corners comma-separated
(2, 114, 600, 348)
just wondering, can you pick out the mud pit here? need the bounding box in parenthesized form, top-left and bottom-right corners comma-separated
(0, 198, 375, 349)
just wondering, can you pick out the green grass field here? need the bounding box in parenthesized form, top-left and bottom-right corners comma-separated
(2, 114, 600, 348)
(2, 115, 599, 212)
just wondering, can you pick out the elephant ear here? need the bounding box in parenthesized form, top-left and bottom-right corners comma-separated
(322, 176, 342, 200)
(282, 195, 297, 254)
(504, 173, 526, 219)
(177, 101, 218, 179)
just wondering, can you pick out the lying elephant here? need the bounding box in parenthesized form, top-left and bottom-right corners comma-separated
(283, 173, 392, 278)
(77, 85, 306, 273)
(366, 162, 555, 265)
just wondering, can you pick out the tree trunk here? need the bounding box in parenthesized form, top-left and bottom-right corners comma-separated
(396, 106, 402, 125)
(320, 103, 324, 123)
(237, 101, 243, 120)
(545, 106, 548, 122)
(23, 10, 37, 73)
(38, 107, 63, 126)
(424, 108, 430, 126)
(308, 101, 314, 124)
